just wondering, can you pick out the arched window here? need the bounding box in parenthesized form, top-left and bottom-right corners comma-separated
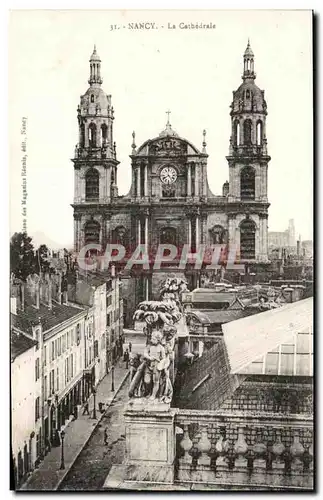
(247, 59, 251, 71)
(256, 121, 263, 146)
(80, 123, 85, 148)
(85, 169, 99, 200)
(246, 89, 251, 99)
(240, 219, 256, 259)
(243, 119, 252, 145)
(209, 225, 226, 245)
(233, 120, 240, 146)
(84, 219, 100, 246)
(160, 227, 177, 246)
(101, 123, 108, 146)
(91, 95, 94, 103)
(88, 123, 97, 148)
(240, 166, 255, 200)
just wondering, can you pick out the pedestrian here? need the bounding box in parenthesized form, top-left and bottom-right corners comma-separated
(104, 427, 108, 445)
(128, 341, 132, 353)
(73, 405, 78, 420)
(125, 349, 129, 369)
(82, 401, 90, 416)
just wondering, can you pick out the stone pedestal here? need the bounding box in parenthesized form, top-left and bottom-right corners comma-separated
(104, 400, 177, 489)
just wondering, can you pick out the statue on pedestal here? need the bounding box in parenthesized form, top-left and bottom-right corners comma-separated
(130, 300, 180, 403)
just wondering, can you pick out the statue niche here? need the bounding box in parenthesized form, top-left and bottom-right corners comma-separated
(209, 225, 226, 245)
(112, 225, 128, 246)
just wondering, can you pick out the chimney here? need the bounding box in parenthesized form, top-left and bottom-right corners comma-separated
(48, 277, 52, 310)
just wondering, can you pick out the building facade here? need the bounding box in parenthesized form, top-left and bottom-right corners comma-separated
(72, 43, 270, 318)
(11, 325, 38, 487)
(10, 269, 123, 483)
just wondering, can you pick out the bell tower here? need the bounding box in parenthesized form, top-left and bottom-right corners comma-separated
(72, 46, 119, 253)
(226, 41, 271, 262)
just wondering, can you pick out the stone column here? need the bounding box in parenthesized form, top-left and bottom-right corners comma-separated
(144, 163, 148, 198)
(137, 167, 141, 199)
(188, 218, 192, 248)
(255, 221, 260, 260)
(202, 162, 207, 197)
(236, 166, 241, 200)
(74, 169, 79, 201)
(80, 176, 85, 202)
(102, 167, 107, 200)
(74, 218, 78, 253)
(228, 217, 234, 245)
(145, 213, 149, 255)
(138, 218, 141, 246)
(259, 215, 268, 261)
(194, 164, 199, 198)
(255, 171, 261, 200)
(196, 214, 200, 249)
(107, 167, 111, 199)
(200, 213, 207, 244)
(105, 215, 111, 244)
(187, 163, 191, 197)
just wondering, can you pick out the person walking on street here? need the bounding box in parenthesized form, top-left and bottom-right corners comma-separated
(104, 427, 108, 445)
(129, 341, 132, 353)
(124, 348, 129, 369)
(82, 401, 90, 416)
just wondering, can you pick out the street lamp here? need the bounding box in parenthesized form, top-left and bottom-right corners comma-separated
(59, 430, 65, 470)
(111, 365, 115, 392)
(92, 386, 97, 419)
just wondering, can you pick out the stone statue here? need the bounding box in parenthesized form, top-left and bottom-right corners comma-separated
(129, 278, 189, 404)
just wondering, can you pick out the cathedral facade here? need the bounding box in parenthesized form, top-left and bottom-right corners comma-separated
(72, 43, 270, 319)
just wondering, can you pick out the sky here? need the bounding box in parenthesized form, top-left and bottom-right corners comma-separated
(9, 9, 313, 248)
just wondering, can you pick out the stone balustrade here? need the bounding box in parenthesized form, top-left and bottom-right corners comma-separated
(174, 409, 313, 489)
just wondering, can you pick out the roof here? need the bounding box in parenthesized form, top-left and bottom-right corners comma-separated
(11, 301, 86, 335)
(173, 339, 242, 410)
(188, 309, 249, 325)
(222, 297, 313, 376)
(189, 289, 236, 304)
(11, 329, 37, 361)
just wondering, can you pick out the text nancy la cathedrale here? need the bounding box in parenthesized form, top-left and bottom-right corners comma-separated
(110, 22, 216, 31)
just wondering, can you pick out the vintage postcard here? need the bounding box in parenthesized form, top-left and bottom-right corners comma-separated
(9, 9, 314, 491)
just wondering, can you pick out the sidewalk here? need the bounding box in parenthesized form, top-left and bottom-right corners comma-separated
(20, 360, 129, 491)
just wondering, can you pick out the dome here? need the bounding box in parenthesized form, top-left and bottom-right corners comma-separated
(159, 122, 179, 138)
(232, 81, 266, 114)
(80, 86, 111, 115)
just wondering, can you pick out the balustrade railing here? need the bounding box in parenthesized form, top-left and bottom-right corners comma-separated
(175, 410, 313, 489)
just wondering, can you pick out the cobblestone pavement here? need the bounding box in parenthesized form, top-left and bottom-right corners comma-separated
(58, 379, 129, 491)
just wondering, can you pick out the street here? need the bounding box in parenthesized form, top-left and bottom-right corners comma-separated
(58, 330, 144, 491)
(58, 378, 129, 491)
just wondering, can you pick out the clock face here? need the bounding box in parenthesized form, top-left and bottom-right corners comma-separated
(160, 166, 177, 184)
